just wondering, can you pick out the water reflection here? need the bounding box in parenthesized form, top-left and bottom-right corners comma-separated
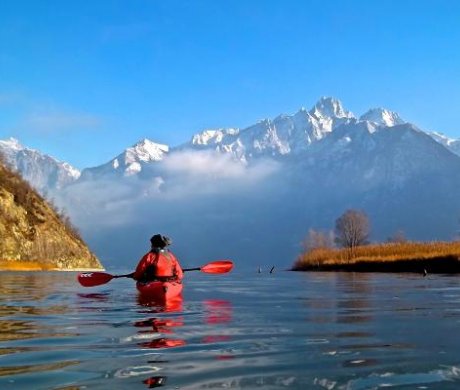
(302, 273, 374, 325)
(203, 299, 233, 325)
(0, 271, 74, 299)
(3, 271, 459, 389)
(0, 272, 82, 382)
(134, 295, 184, 388)
(0, 273, 75, 346)
(201, 299, 233, 358)
(132, 295, 234, 388)
(336, 273, 373, 324)
(0, 360, 80, 377)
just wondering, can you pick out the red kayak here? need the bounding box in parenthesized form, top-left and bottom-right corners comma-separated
(136, 280, 183, 301)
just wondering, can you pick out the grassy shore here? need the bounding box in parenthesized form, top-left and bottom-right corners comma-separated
(292, 241, 460, 273)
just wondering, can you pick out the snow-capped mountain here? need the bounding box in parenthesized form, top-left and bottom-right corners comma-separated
(359, 108, 405, 128)
(429, 132, 460, 157)
(3, 97, 460, 269)
(0, 138, 80, 192)
(79, 138, 169, 180)
(184, 97, 356, 161)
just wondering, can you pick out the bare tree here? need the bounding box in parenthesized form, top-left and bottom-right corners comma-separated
(387, 229, 407, 243)
(335, 209, 370, 258)
(302, 228, 335, 252)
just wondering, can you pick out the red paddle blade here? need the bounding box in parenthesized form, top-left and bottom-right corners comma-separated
(201, 260, 233, 274)
(78, 272, 114, 287)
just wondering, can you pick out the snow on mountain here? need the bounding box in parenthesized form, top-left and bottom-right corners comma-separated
(185, 97, 357, 161)
(191, 128, 240, 146)
(5, 97, 460, 269)
(0, 137, 80, 192)
(79, 138, 168, 180)
(68, 119, 460, 270)
(359, 108, 405, 127)
(309, 96, 355, 132)
(428, 132, 460, 156)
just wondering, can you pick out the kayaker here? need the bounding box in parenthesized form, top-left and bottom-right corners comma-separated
(132, 234, 184, 283)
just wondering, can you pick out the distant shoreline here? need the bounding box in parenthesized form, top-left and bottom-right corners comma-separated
(292, 256, 460, 274)
(292, 241, 460, 274)
(0, 261, 104, 272)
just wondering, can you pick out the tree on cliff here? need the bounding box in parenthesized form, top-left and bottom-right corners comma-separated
(335, 209, 370, 258)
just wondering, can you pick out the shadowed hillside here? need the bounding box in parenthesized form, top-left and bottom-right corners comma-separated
(0, 154, 103, 270)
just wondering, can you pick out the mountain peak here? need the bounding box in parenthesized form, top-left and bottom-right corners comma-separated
(310, 97, 354, 119)
(0, 137, 23, 151)
(127, 138, 169, 163)
(359, 108, 405, 127)
(191, 128, 239, 146)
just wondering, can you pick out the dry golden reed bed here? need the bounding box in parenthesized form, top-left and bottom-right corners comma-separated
(293, 241, 460, 273)
(0, 260, 55, 271)
(0, 260, 104, 271)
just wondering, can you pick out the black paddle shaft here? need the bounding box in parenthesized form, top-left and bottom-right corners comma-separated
(113, 273, 135, 279)
(113, 269, 198, 278)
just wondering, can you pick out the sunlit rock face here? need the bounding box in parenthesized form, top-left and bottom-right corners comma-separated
(0, 159, 102, 270)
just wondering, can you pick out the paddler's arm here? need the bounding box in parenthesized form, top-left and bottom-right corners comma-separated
(172, 255, 184, 281)
(132, 252, 151, 281)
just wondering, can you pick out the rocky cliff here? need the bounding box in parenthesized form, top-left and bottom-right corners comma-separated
(0, 155, 103, 270)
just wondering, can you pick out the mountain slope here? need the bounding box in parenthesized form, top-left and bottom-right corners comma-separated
(429, 132, 460, 157)
(0, 138, 80, 192)
(0, 155, 103, 270)
(80, 138, 169, 180)
(2, 96, 460, 269)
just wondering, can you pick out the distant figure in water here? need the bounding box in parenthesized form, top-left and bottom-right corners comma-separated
(258, 266, 262, 274)
(423, 268, 427, 277)
(269, 266, 275, 274)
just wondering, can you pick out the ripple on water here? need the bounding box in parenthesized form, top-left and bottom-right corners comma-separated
(1, 272, 460, 389)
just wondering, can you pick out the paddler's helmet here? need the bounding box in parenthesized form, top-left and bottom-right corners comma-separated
(150, 234, 172, 249)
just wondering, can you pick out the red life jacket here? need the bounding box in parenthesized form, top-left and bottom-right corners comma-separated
(134, 250, 183, 281)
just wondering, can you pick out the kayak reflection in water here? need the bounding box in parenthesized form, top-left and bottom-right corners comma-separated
(135, 295, 185, 388)
(135, 294, 185, 349)
(132, 234, 184, 284)
(143, 376, 166, 388)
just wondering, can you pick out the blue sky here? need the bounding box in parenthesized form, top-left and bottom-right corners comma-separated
(1, 0, 459, 169)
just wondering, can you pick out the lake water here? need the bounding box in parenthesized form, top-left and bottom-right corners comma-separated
(1, 270, 460, 389)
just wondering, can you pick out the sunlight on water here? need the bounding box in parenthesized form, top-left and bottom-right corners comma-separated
(1, 271, 460, 389)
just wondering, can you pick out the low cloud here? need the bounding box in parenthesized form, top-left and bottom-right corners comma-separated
(162, 150, 279, 181)
(57, 150, 281, 230)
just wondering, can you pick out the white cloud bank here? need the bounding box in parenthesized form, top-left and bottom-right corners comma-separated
(56, 150, 281, 229)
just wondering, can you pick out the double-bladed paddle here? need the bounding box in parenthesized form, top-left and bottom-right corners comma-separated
(77, 260, 233, 287)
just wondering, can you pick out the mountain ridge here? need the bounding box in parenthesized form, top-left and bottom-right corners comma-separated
(3, 97, 459, 183)
(2, 97, 460, 269)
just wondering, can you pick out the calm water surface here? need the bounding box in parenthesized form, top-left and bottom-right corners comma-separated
(1, 270, 460, 389)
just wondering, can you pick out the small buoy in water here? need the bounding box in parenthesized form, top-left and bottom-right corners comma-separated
(269, 266, 275, 274)
(258, 266, 262, 273)
(423, 269, 427, 277)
